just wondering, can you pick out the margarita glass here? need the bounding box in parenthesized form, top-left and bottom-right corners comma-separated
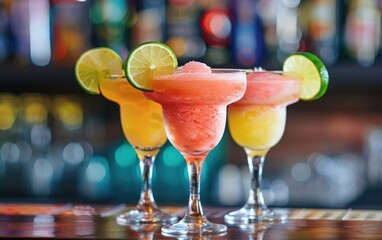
(225, 71, 301, 224)
(99, 73, 177, 225)
(145, 62, 247, 235)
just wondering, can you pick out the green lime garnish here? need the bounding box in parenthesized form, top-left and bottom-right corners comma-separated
(283, 52, 329, 101)
(125, 42, 178, 91)
(75, 48, 122, 94)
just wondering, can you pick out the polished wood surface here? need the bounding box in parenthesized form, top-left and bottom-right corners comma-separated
(0, 203, 381, 239)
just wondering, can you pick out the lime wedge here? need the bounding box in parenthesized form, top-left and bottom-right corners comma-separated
(283, 52, 329, 101)
(125, 42, 178, 91)
(75, 48, 122, 94)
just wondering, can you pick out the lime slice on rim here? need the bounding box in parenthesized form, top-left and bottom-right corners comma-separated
(125, 42, 178, 91)
(283, 52, 329, 101)
(75, 48, 122, 94)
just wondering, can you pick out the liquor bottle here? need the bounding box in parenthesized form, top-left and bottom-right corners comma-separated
(90, 0, 129, 58)
(344, 0, 381, 66)
(166, 0, 205, 63)
(308, 0, 340, 66)
(231, 0, 263, 67)
(200, 4, 232, 66)
(9, 0, 30, 64)
(275, 0, 300, 64)
(0, 0, 11, 63)
(131, 0, 165, 45)
(51, 0, 90, 65)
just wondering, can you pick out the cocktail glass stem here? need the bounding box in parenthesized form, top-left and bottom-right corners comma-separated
(246, 155, 267, 211)
(136, 155, 158, 212)
(116, 152, 177, 225)
(162, 157, 227, 236)
(224, 152, 287, 224)
(186, 160, 204, 219)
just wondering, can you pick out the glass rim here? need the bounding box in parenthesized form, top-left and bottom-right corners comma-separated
(109, 70, 125, 79)
(108, 68, 285, 79)
(209, 68, 284, 74)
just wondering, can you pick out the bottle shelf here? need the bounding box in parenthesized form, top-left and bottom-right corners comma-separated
(1, 65, 79, 94)
(1, 62, 382, 94)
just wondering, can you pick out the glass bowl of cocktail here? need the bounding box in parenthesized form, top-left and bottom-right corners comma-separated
(75, 48, 177, 224)
(224, 52, 329, 224)
(124, 42, 247, 236)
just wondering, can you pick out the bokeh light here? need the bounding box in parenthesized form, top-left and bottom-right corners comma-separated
(34, 157, 54, 180)
(114, 143, 136, 167)
(201, 8, 232, 46)
(63, 142, 85, 165)
(1, 142, 21, 163)
(162, 146, 183, 167)
(0, 95, 16, 130)
(85, 156, 109, 184)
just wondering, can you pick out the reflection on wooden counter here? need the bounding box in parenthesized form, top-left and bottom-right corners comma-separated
(0, 203, 381, 239)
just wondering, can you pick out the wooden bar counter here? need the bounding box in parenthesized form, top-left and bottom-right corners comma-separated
(0, 203, 381, 239)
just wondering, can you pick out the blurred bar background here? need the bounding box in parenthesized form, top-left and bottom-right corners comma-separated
(0, 0, 382, 210)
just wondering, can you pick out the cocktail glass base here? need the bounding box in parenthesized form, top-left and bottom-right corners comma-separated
(116, 209, 178, 225)
(224, 207, 287, 225)
(161, 216, 227, 236)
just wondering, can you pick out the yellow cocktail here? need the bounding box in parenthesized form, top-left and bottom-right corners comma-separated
(229, 105, 286, 157)
(225, 71, 300, 224)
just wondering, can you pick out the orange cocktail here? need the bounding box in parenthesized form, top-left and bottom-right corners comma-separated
(99, 76, 166, 158)
(99, 75, 176, 225)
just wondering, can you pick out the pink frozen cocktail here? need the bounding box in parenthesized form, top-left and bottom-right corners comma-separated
(145, 62, 246, 235)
